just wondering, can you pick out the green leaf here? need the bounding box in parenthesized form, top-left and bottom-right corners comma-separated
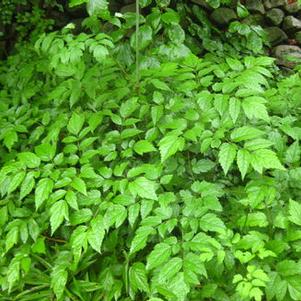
(244, 138, 274, 151)
(146, 243, 172, 270)
(93, 45, 109, 62)
(184, 253, 207, 278)
(140, 0, 152, 7)
(20, 172, 35, 200)
(8, 171, 26, 195)
(71, 226, 88, 257)
(277, 260, 301, 277)
(242, 96, 269, 121)
(129, 263, 149, 293)
(162, 11, 180, 24)
(266, 273, 287, 301)
(287, 276, 301, 301)
(151, 79, 171, 91)
(35, 178, 54, 209)
(288, 199, 301, 226)
(157, 257, 182, 282)
(167, 272, 190, 301)
(4, 130, 18, 151)
(71, 177, 87, 195)
(229, 97, 241, 123)
(253, 149, 285, 170)
(131, 25, 153, 51)
(7, 257, 20, 292)
(32, 237, 46, 254)
(67, 112, 85, 135)
(226, 57, 244, 71)
(237, 3, 249, 18)
(192, 159, 215, 174)
(218, 143, 237, 175)
(128, 177, 157, 200)
(237, 149, 251, 179)
(5, 227, 18, 252)
(69, 0, 87, 7)
(87, 0, 108, 16)
(134, 140, 156, 155)
(103, 204, 127, 230)
(51, 267, 68, 299)
(70, 80, 82, 107)
(167, 24, 185, 44)
(242, 212, 268, 227)
(88, 220, 105, 253)
(159, 135, 185, 162)
(65, 190, 78, 210)
(231, 126, 264, 142)
(50, 200, 69, 234)
(120, 97, 138, 118)
(129, 203, 140, 227)
(35, 143, 56, 161)
(285, 141, 300, 164)
(199, 213, 226, 233)
(130, 226, 155, 254)
(151, 105, 163, 125)
(18, 152, 41, 168)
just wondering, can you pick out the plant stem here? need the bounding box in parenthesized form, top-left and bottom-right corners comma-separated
(135, 0, 140, 87)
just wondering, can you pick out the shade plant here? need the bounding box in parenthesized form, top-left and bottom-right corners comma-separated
(1, 1, 301, 301)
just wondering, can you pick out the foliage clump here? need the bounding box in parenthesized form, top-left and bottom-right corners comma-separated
(1, 1, 301, 301)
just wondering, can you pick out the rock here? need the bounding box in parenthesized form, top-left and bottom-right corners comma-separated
(264, 0, 286, 9)
(273, 45, 301, 67)
(266, 8, 285, 25)
(0, 41, 5, 59)
(265, 27, 288, 45)
(295, 31, 301, 43)
(283, 16, 301, 32)
(284, 2, 301, 14)
(191, 0, 212, 10)
(242, 14, 265, 26)
(245, 0, 265, 14)
(210, 8, 237, 26)
(120, 4, 136, 13)
(65, 3, 87, 18)
(69, 18, 85, 34)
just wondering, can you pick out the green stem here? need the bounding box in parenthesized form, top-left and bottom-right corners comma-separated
(123, 250, 130, 295)
(15, 284, 49, 299)
(135, 0, 140, 87)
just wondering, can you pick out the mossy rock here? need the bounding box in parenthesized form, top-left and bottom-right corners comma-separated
(210, 8, 237, 26)
(266, 8, 285, 26)
(265, 27, 288, 46)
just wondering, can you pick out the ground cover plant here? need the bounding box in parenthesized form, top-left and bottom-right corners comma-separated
(1, 0, 301, 300)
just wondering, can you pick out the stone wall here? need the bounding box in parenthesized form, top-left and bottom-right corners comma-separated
(193, 0, 301, 67)
(2, 0, 301, 66)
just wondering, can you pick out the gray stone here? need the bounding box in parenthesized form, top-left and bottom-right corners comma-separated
(0, 41, 5, 59)
(295, 31, 301, 43)
(210, 8, 237, 26)
(283, 16, 301, 32)
(245, 0, 265, 14)
(242, 13, 265, 26)
(273, 45, 301, 67)
(264, 0, 286, 9)
(265, 27, 288, 45)
(69, 18, 85, 34)
(65, 3, 87, 18)
(120, 4, 136, 13)
(191, 0, 212, 10)
(266, 8, 285, 25)
(284, 2, 301, 13)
